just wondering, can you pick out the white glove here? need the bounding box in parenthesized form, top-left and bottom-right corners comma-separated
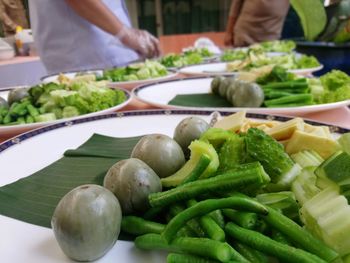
(114, 26, 161, 59)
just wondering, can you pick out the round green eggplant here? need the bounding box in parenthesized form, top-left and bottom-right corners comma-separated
(103, 158, 162, 214)
(173, 116, 210, 157)
(7, 87, 29, 105)
(131, 134, 185, 178)
(51, 184, 122, 261)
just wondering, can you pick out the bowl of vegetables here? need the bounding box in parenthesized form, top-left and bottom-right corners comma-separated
(42, 60, 178, 91)
(0, 80, 131, 137)
(133, 66, 350, 115)
(159, 47, 218, 69)
(100, 60, 178, 90)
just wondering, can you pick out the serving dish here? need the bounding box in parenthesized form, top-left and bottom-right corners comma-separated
(0, 109, 348, 262)
(178, 62, 323, 77)
(0, 86, 131, 137)
(133, 77, 350, 115)
(41, 70, 178, 91)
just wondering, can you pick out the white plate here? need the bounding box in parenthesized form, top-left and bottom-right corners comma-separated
(0, 86, 131, 137)
(178, 62, 323, 77)
(107, 71, 179, 90)
(1, 109, 348, 263)
(42, 71, 179, 91)
(133, 77, 350, 115)
(288, 65, 324, 76)
(0, 110, 217, 263)
(178, 62, 237, 76)
(41, 70, 103, 83)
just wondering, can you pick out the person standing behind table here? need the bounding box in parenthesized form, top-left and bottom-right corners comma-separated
(0, 0, 29, 36)
(28, 0, 161, 75)
(224, 0, 290, 47)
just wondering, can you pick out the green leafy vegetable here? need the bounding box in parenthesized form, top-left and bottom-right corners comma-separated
(252, 40, 296, 53)
(102, 60, 168, 81)
(319, 70, 350, 103)
(256, 66, 295, 85)
(220, 49, 247, 62)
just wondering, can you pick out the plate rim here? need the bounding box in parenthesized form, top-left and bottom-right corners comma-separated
(132, 76, 350, 114)
(178, 61, 323, 76)
(41, 69, 178, 86)
(1, 109, 349, 154)
(108, 71, 178, 86)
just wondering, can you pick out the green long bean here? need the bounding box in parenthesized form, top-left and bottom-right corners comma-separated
(135, 234, 232, 262)
(162, 196, 268, 243)
(222, 209, 258, 230)
(149, 162, 269, 207)
(233, 242, 269, 263)
(121, 216, 165, 235)
(166, 253, 242, 263)
(187, 199, 225, 242)
(263, 207, 339, 262)
(169, 204, 205, 237)
(167, 253, 220, 263)
(225, 222, 327, 263)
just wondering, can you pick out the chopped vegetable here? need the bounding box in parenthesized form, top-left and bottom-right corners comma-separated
(301, 187, 350, 256)
(252, 40, 296, 53)
(338, 133, 350, 154)
(217, 133, 246, 172)
(102, 60, 168, 81)
(160, 140, 218, 187)
(225, 222, 328, 263)
(135, 234, 234, 262)
(121, 216, 165, 235)
(162, 196, 268, 243)
(150, 162, 270, 208)
(245, 128, 300, 187)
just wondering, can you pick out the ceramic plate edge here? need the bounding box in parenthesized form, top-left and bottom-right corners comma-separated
(132, 77, 350, 115)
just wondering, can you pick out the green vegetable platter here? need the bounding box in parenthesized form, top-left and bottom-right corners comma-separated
(41, 60, 178, 91)
(159, 47, 218, 69)
(0, 81, 131, 137)
(1, 109, 350, 262)
(220, 40, 297, 63)
(132, 71, 350, 115)
(179, 61, 323, 78)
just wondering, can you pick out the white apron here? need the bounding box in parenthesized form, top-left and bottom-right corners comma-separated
(29, 0, 139, 74)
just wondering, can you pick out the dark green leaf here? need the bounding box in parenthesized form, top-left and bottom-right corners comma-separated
(0, 134, 140, 228)
(168, 93, 232, 107)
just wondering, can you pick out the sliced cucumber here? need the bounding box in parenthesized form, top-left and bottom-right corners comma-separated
(291, 150, 324, 168)
(301, 187, 350, 255)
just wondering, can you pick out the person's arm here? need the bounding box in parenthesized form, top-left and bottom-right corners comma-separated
(65, 0, 160, 58)
(224, 0, 244, 46)
(0, 1, 18, 34)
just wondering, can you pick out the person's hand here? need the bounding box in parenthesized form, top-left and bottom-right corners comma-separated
(224, 32, 234, 47)
(116, 26, 161, 58)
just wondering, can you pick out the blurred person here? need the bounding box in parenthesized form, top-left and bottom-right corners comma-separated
(28, 0, 160, 74)
(0, 0, 28, 36)
(224, 0, 290, 47)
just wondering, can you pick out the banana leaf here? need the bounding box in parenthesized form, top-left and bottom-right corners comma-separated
(0, 134, 141, 228)
(168, 93, 232, 107)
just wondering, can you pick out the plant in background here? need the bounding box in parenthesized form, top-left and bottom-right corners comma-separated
(291, 0, 350, 43)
